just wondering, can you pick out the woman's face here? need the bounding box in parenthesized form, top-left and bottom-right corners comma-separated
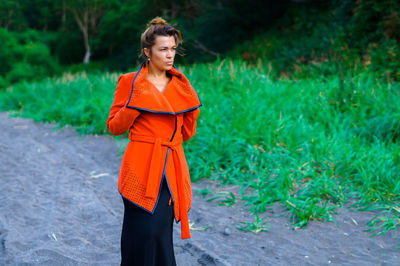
(144, 35, 176, 71)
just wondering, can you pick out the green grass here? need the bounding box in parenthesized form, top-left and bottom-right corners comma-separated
(0, 71, 119, 134)
(182, 58, 399, 234)
(0, 57, 399, 237)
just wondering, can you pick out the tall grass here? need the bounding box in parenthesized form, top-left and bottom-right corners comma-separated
(0, 57, 399, 235)
(182, 58, 399, 233)
(0, 71, 119, 134)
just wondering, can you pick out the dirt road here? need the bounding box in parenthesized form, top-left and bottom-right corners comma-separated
(0, 111, 398, 265)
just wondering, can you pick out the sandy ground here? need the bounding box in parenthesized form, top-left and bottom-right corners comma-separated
(0, 111, 399, 266)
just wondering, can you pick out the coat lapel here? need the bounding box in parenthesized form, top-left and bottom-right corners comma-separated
(126, 62, 202, 114)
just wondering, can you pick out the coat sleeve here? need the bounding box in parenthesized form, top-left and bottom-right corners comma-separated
(106, 74, 141, 136)
(181, 108, 200, 142)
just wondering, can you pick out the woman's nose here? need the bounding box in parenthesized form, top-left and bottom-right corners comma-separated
(167, 50, 174, 58)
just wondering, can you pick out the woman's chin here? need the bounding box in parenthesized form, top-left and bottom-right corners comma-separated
(164, 65, 173, 71)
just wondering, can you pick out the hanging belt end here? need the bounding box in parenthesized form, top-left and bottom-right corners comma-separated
(180, 213, 191, 239)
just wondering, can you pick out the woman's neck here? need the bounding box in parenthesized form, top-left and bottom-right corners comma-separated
(147, 62, 167, 80)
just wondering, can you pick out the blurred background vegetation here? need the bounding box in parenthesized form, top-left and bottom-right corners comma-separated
(0, 0, 398, 88)
(0, 0, 399, 236)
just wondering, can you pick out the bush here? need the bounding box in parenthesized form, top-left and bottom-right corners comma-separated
(368, 39, 400, 80)
(0, 28, 60, 89)
(0, 29, 19, 77)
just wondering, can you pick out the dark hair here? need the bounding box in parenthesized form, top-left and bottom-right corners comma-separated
(139, 17, 184, 65)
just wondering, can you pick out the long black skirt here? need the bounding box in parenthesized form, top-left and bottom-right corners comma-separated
(120, 174, 176, 266)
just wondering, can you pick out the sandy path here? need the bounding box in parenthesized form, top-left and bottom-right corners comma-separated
(0, 111, 398, 265)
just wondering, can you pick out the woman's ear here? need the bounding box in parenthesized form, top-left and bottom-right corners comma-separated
(144, 48, 150, 59)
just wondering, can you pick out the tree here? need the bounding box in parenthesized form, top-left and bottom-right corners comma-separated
(62, 0, 114, 64)
(0, 0, 27, 30)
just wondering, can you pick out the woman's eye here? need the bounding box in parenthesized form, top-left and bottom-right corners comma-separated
(160, 47, 176, 51)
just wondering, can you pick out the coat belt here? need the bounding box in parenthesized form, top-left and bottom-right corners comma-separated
(128, 134, 191, 239)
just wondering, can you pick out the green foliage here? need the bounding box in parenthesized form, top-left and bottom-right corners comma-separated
(1, 0, 398, 71)
(237, 213, 270, 234)
(0, 71, 117, 134)
(351, 0, 400, 45)
(96, 1, 150, 70)
(226, 0, 399, 81)
(0, 0, 28, 30)
(193, 186, 212, 198)
(0, 28, 19, 76)
(182, 58, 399, 232)
(52, 30, 86, 65)
(364, 205, 400, 237)
(206, 191, 237, 207)
(0, 28, 59, 88)
(366, 39, 400, 81)
(0, 0, 296, 67)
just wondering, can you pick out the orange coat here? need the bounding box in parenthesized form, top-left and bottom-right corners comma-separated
(106, 62, 202, 239)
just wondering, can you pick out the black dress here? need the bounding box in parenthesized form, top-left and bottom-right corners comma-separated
(120, 174, 176, 266)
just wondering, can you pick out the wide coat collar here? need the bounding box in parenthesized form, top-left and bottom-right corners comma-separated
(126, 62, 202, 114)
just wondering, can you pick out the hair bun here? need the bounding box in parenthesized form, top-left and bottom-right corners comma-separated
(147, 17, 169, 28)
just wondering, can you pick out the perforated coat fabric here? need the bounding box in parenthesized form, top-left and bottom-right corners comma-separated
(107, 62, 202, 239)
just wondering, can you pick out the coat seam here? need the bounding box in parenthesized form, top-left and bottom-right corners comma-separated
(126, 104, 202, 115)
(126, 62, 143, 107)
(125, 60, 202, 114)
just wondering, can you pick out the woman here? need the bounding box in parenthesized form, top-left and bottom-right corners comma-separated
(106, 17, 202, 265)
